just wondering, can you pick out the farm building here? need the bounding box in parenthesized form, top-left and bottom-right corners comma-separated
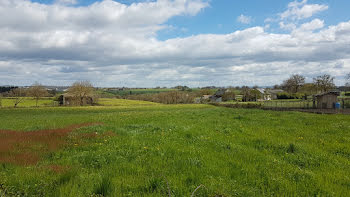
(256, 88, 271, 101)
(198, 89, 233, 103)
(210, 89, 232, 102)
(268, 89, 284, 100)
(57, 93, 95, 106)
(314, 91, 340, 109)
(256, 88, 284, 101)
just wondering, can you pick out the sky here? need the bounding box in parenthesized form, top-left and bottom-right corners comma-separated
(0, 0, 350, 87)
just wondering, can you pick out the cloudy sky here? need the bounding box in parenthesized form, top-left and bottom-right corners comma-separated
(0, 0, 349, 87)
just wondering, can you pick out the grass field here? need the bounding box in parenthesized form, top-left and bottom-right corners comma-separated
(0, 97, 55, 108)
(1, 99, 350, 196)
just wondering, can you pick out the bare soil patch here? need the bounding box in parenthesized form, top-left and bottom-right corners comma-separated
(0, 123, 102, 166)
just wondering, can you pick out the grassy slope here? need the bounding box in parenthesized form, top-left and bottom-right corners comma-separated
(0, 100, 350, 196)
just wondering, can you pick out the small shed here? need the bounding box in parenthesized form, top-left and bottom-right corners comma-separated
(314, 91, 340, 109)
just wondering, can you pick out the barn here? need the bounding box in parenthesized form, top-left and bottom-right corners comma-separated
(314, 91, 340, 109)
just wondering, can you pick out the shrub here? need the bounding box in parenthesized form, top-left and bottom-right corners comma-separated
(222, 91, 236, 102)
(277, 92, 305, 99)
(210, 102, 262, 109)
(127, 91, 195, 104)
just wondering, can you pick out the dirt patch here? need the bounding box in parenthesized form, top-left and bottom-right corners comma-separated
(0, 122, 102, 166)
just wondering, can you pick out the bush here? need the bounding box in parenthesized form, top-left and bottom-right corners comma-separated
(222, 91, 236, 102)
(126, 91, 196, 104)
(210, 102, 262, 109)
(345, 92, 350, 96)
(277, 92, 305, 99)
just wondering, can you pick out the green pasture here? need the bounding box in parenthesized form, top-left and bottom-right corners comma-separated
(0, 97, 55, 108)
(0, 100, 350, 196)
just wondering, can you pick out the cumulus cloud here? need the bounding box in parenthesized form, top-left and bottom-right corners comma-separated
(280, 0, 328, 20)
(237, 14, 252, 24)
(0, 0, 349, 87)
(297, 18, 324, 32)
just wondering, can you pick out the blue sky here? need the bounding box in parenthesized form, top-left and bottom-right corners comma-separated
(0, 0, 350, 87)
(31, 0, 350, 39)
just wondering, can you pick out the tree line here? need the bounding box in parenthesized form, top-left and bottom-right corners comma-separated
(278, 74, 342, 96)
(0, 81, 96, 108)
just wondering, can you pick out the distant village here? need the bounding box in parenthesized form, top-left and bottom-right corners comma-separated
(1, 73, 350, 110)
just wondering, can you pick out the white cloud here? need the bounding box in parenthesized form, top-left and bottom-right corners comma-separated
(0, 0, 349, 87)
(55, 0, 78, 5)
(298, 18, 324, 32)
(237, 14, 252, 24)
(280, 0, 328, 20)
(279, 22, 297, 31)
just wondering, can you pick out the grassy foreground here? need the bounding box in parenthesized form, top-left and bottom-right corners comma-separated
(0, 100, 350, 196)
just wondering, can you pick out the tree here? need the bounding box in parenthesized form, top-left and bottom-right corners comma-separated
(197, 89, 214, 97)
(313, 74, 335, 93)
(67, 81, 95, 106)
(28, 82, 48, 107)
(346, 73, 350, 87)
(0, 93, 2, 108)
(282, 74, 305, 93)
(273, 84, 282, 89)
(10, 88, 26, 108)
(222, 91, 236, 102)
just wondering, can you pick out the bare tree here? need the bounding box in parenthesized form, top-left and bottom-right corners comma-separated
(282, 74, 305, 93)
(67, 81, 95, 106)
(10, 88, 26, 108)
(346, 73, 350, 87)
(27, 82, 48, 107)
(313, 74, 335, 93)
(0, 93, 2, 108)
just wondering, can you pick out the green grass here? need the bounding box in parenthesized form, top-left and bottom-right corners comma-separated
(0, 97, 55, 108)
(98, 98, 159, 106)
(262, 100, 314, 108)
(0, 99, 350, 196)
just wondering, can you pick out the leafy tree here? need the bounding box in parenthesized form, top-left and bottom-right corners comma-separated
(313, 74, 335, 93)
(197, 89, 214, 97)
(222, 91, 236, 101)
(299, 83, 318, 95)
(27, 82, 48, 107)
(282, 74, 305, 93)
(67, 81, 95, 106)
(242, 87, 261, 102)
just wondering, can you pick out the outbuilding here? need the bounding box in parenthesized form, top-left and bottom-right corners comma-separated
(58, 93, 95, 106)
(314, 91, 340, 109)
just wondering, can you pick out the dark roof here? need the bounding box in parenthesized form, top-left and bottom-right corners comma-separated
(214, 89, 226, 96)
(315, 91, 340, 97)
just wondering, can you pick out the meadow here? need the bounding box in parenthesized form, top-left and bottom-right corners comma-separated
(0, 99, 350, 196)
(0, 97, 55, 108)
